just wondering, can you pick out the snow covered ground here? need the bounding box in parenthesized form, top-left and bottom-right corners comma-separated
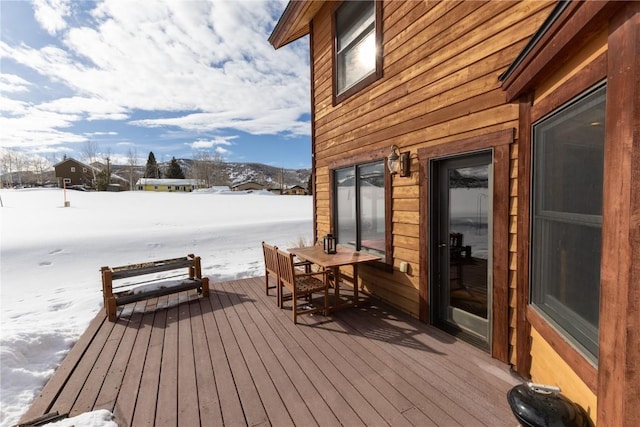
(0, 188, 313, 426)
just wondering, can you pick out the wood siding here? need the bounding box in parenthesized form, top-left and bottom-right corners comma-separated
(310, 0, 553, 354)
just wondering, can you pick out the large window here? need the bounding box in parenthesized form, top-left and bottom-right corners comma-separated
(334, 0, 381, 101)
(334, 161, 385, 255)
(531, 83, 606, 361)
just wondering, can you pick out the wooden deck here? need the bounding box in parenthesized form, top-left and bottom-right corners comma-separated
(20, 277, 522, 426)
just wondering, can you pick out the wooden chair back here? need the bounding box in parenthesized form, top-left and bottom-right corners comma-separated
(276, 248, 329, 323)
(276, 249, 296, 292)
(262, 241, 280, 303)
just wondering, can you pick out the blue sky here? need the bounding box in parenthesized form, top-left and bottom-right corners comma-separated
(0, 0, 312, 169)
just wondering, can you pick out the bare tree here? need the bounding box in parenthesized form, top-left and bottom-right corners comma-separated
(12, 152, 25, 187)
(83, 139, 99, 183)
(195, 151, 229, 187)
(103, 148, 112, 189)
(83, 139, 99, 164)
(30, 156, 51, 185)
(192, 150, 212, 187)
(0, 150, 12, 187)
(192, 150, 227, 187)
(127, 148, 139, 190)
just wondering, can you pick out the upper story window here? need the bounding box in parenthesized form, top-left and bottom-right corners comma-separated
(530, 83, 606, 361)
(334, 0, 382, 104)
(70, 167, 76, 173)
(334, 160, 386, 255)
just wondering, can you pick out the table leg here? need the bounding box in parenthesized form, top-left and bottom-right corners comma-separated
(353, 264, 359, 306)
(332, 266, 340, 309)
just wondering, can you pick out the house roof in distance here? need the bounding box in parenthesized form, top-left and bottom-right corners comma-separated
(53, 157, 100, 172)
(135, 178, 204, 186)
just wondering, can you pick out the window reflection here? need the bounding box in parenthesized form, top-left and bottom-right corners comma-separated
(335, 161, 385, 255)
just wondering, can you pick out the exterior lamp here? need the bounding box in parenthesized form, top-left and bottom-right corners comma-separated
(323, 233, 337, 254)
(387, 145, 411, 177)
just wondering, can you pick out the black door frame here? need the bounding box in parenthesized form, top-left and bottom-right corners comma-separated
(417, 129, 513, 363)
(430, 151, 493, 350)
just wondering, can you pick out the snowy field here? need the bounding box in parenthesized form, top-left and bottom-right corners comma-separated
(0, 188, 313, 426)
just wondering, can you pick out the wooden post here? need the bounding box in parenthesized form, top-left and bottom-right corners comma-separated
(187, 253, 195, 279)
(201, 277, 210, 298)
(194, 256, 209, 297)
(101, 267, 116, 321)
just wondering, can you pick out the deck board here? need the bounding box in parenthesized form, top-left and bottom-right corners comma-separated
(110, 300, 153, 425)
(189, 294, 224, 427)
(177, 294, 201, 427)
(131, 295, 168, 426)
(20, 277, 522, 427)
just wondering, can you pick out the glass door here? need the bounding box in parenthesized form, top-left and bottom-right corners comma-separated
(431, 152, 492, 348)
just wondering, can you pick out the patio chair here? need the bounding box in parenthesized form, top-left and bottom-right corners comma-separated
(262, 241, 281, 306)
(276, 249, 330, 324)
(450, 232, 472, 260)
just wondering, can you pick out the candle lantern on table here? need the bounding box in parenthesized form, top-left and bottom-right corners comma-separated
(323, 234, 337, 254)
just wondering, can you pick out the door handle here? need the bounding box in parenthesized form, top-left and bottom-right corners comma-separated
(438, 243, 447, 248)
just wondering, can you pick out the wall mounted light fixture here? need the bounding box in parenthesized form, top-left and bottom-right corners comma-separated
(387, 145, 410, 177)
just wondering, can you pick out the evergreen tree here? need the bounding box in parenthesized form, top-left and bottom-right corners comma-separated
(94, 170, 109, 191)
(144, 151, 161, 178)
(165, 157, 185, 179)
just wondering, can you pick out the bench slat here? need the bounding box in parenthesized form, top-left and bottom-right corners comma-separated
(115, 279, 202, 306)
(111, 258, 193, 280)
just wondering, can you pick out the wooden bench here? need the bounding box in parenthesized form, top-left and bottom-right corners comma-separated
(101, 254, 209, 321)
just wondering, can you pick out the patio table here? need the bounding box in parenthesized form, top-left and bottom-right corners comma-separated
(288, 245, 381, 311)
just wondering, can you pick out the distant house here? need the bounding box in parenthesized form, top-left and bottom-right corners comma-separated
(136, 178, 204, 192)
(53, 158, 97, 188)
(232, 181, 265, 192)
(283, 185, 308, 195)
(108, 175, 130, 191)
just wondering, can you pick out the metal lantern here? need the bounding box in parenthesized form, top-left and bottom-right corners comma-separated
(323, 233, 337, 254)
(387, 144, 411, 177)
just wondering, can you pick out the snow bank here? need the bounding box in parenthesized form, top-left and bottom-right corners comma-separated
(0, 188, 312, 426)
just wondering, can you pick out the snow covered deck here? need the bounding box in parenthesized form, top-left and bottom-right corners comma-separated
(20, 277, 521, 426)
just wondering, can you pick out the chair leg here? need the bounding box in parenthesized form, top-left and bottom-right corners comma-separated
(276, 280, 281, 308)
(292, 289, 297, 324)
(324, 283, 329, 316)
(265, 271, 270, 295)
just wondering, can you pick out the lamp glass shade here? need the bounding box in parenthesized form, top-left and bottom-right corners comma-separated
(387, 149, 400, 175)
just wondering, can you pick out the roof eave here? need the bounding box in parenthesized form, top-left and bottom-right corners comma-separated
(500, 0, 622, 102)
(268, 0, 325, 49)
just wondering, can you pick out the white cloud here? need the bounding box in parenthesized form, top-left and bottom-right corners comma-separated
(215, 146, 230, 156)
(0, 74, 32, 93)
(38, 96, 130, 121)
(190, 136, 234, 150)
(32, 0, 71, 35)
(0, 103, 87, 148)
(86, 131, 118, 136)
(0, 0, 310, 156)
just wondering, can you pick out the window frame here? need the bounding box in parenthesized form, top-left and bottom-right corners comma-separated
(529, 82, 606, 364)
(332, 0, 383, 105)
(333, 161, 385, 254)
(329, 153, 392, 267)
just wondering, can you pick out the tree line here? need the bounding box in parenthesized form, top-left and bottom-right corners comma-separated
(1, 143, 307, 191)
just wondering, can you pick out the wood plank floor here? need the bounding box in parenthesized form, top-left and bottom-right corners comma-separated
(19, 277, 522, 426)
